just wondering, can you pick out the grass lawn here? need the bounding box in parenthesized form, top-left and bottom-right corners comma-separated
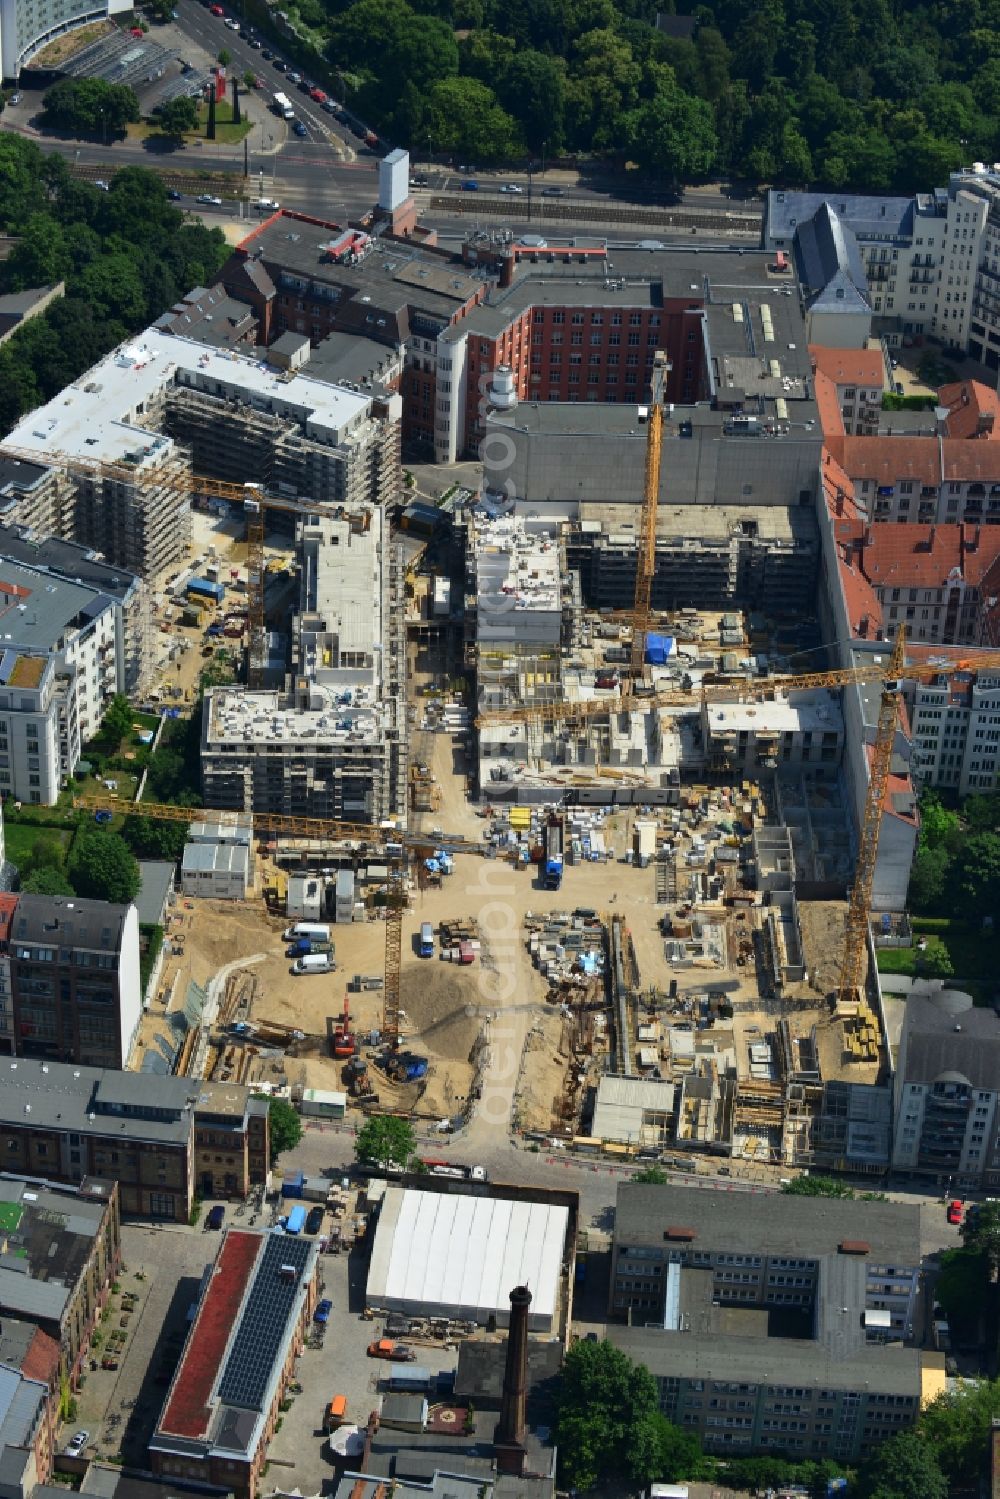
(877, 922, 1000, 1004)
(3, 823, 75, 870)
(0, 1201, 23, 1234)
(74, 771, 139, 809)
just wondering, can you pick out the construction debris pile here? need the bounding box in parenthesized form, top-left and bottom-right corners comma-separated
(525, 909, 606, 998)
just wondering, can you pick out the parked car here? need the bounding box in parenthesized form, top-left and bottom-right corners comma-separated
(287, 70, 301, 84)
(207, 1204, 225, 1230)
(261, 46, 274, 57)
(94, 179, 110, 191)
(8, 92, 21, 105)
(272, 58, 286, 70)
(310, 87, 327, 102)
(947, 1199, 963, 1225)
(367, 1338, 416, 1361)
(64, 1431, 90, 1457)
(168, 189, 183, 200)
(209, 4, 224, 12)
(306, 1205, 324, 1234)
(314, 1298, 333, 1324)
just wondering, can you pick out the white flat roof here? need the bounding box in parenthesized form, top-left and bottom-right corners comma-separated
(367, 1187, 567, 1331)
(704, 691, 843, 735)
(3, 327, 374, 466)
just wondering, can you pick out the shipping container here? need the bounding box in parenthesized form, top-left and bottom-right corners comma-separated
(187, 577, 225, 604)
(282, 1170, 305, 1199)
(285, 1204, 307, 1234)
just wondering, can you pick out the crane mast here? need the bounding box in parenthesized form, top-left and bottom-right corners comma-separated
(628, 350, 670, 692)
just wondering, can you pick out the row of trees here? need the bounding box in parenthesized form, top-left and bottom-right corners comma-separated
(17, 824, 141, 905)
(294, 0, 1000, 185)
(549, 1332, 1000, 1496)
(0, 141, 227, 438)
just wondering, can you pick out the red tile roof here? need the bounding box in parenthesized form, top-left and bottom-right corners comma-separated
(823, 451, 863, 519)
(810, 345, 885, 388)
(20, 1327, 60, 1387)
(828, 436, 941, 487)
(160, 1230, 260, 1440)
(0, 894, 19, 944)
(813, 370, 845, 439)
(940, 380, 1000, 441)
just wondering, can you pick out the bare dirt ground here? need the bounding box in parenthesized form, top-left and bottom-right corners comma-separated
(514, 1009, 573, 1135)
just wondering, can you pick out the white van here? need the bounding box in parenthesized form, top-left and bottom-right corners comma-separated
(292, 953, 334, 975)
(283, 922, 332, 942)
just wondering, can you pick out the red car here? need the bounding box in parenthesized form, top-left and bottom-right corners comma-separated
(947, 1199, 963, 1225)
(309, 87, 327, 103)
(209, 5, 224, 13)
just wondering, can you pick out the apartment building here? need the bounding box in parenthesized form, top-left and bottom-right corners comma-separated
(0, 0, 130, 77)
(150, 1230, 319, 1499)
(907, 658, 1000, 794)
(764, 167, 1000, 370)
(202, 509, 406, 821)
(0, 524, 150, 698)
(0, 1175, 121, 1387)
(763, 188, 947, 343)
(5, 894, 141, 1070)
(607, 1183, 928, 1463)
(826, 434, 1000, 526)
(0, 557, 131, 803)
(834, 520, 1000, 646)
(0, 1059, 268, 1221)
(892, 984, 1000, 1189)
(810, 346, 886, 436)
(1, 342, 192, 583)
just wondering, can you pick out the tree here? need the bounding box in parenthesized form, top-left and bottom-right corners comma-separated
(22, 867, 75, 896)
(920, 1379, 1000, 1487)
(555, 1338, 706, 1490)
(917, 938, 954, 980)
(217, 48, 231, 65)
(626, 77, 717, 182)
(155, 95, 199, 134)
(422, 76, 522, 159)
(934, 1246, 986, 1345)
(952, 831, 1000, 919)
(42, 79, 139, 135)
(121, 814, 188, 862)
(632, 1165, 668, 1183)
(67, 827, 141, 905)
(781, 1174, 854, 1197)
(243, 69, 257, 90)
(268, 1097, 304, 1161)
(5, 214, 71, 291)
(499, 51, 566, 151)
(355, 1114, 417, 1170)
(855, 1430, 947, 1499)
(100, 693, 133, 748)
(908, 844, 951, 913)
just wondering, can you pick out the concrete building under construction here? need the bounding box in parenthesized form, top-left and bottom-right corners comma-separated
(201, 507, 406, 822)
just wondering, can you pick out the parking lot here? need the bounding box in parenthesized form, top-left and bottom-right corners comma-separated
(73, 1222, 217, 1465)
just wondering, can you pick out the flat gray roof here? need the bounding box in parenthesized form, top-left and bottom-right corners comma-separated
(0, 558, 114, 658)
(135, 862, 175, 927)
(615, 1181, 921, 1263)
(0, 1058, 240, 1146)
(607, 1323, 924, 1396)
(0, 525, 141, 603)
(0, 1177, 111, 1325)
(12, 892, 130, 955)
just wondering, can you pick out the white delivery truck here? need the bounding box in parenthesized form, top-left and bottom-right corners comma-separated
(283, 922, 332, 942)
(292, 953, 335, 975)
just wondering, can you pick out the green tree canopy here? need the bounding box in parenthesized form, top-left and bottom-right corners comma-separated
(43, 78, 139, 134)
(155, 95, 199, 134)
(781, 1174, 854, 1197)
(22, 867, 75, 896)
(920, 1379, 1000, 1487)
(555, 1338, 706, 1490)
(67, 827, 141, 905)
(269, 1097, 304, 1161)
(631, 1165, 668, 1184)
(121, 814, 188, 863)
(355, 1114, 417, 1170)
(855, 1430, 947, 1499)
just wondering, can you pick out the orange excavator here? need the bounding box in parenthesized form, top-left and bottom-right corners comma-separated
(332, 991, 356, 1060)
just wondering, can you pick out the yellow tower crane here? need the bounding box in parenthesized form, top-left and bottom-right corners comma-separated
(628, 349, 670, 693)
(479, 631, 1000, 1014)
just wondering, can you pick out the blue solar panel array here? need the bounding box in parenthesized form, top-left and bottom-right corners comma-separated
(217, 1234, 312, 1412)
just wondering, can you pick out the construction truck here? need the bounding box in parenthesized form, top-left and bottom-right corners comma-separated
(544, 815, 564, 890)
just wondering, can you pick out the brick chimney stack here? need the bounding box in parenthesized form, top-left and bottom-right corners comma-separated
(494, 1284, 531, 1473)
